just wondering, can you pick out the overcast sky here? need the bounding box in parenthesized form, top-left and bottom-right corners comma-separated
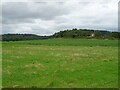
(1, 0, 119, 36)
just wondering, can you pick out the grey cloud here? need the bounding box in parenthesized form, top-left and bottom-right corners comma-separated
(2, 0, 119, 35)
(2, 2, 71, 24)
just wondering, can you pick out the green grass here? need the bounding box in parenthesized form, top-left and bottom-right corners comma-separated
(2, 39, 118, 88)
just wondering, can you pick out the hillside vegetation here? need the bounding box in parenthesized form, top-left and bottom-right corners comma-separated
(53, 29, 120, 39)
(1, 29, 120, 41)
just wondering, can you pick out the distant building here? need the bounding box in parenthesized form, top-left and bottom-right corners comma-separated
(89, 33, 95, 37)
(91, 33, 95, 37)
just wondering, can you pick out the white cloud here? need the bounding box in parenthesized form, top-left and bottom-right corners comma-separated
(1, 0, 119, 35)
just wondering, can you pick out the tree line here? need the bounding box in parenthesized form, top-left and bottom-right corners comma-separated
(1, 34, 52, 41)
(1, 29, 120, 41)
(53, 29, 120, 39)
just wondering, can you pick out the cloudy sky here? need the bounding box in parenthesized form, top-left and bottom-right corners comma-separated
(1, 0, 119, 36)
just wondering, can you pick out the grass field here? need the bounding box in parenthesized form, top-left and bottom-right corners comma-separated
(2, 39, 118, 88)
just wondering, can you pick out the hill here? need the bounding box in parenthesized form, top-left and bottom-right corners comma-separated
(53, 28, 120, 39)
(1, 34, 52, 41)
(1, 29, 120, 41)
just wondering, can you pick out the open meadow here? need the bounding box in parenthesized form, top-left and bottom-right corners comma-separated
(2, 39, 118, 88)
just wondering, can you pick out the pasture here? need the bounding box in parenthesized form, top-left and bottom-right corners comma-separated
(2, 39, 118, 88)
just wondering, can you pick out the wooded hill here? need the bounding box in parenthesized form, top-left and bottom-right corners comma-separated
(1, 34, 52, 41)
(53, 29, 120, 39)
(1, 29, 120, 41)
